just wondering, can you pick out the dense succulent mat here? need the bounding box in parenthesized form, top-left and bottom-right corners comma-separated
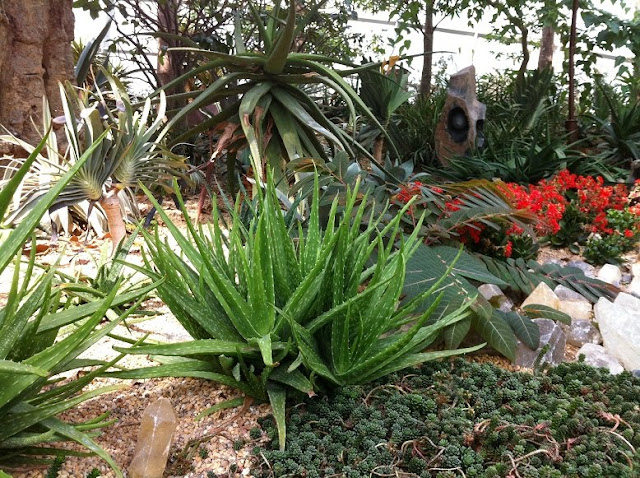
(253, 358, 640, 478)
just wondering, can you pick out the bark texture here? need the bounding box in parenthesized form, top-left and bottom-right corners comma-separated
(538, 25, 555, 71)
(0, 0, 75, 156)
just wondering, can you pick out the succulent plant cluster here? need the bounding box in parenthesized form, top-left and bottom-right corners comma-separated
(253, 358, 640, 478)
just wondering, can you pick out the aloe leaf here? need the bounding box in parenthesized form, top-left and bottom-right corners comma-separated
(269, 367, 314, 396)
(38, 281, 159, 333)
(0, 131, 48, 223)
(0, 361, 48, 377)
(114, 340, 260, 357)
(0, 283, 119, 409)
(39, 412, 123, 477)
(362, 343, 486, 384)
(264, 0, 296, 74)
(0, 385, 123, 441)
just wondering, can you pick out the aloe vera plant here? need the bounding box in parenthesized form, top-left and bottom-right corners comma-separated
(152, 0, 401, 189)
(0, 133, 158, 475)
(109, 172, 482, 449)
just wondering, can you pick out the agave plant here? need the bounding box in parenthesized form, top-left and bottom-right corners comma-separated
(153, 0, 402, 191)
(108, 171, 481, 450)
(1, 70, 186, 246)
(0, 134, 158, 474)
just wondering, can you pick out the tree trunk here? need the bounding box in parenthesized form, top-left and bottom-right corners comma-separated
(420, 1, 434, 98)
(100, 188, 127, 251)
(538, 25, 555, 71)
(157, 1, 180, 89)
(0, 0, 74, 157)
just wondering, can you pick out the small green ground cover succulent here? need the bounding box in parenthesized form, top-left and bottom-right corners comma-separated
(253, 358, 639, 478)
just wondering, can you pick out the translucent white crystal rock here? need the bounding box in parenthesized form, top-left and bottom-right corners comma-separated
(521, 282, 560, 310)
(597, 264, 622, 287)
(559, 300, 593, 321)
(576, 343, 624, 375)
(129, 398, 178, 478)
(594, 298, 640, 371)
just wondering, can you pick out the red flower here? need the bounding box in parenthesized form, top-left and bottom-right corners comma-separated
(624, 229, 634, 238)
(504, 241, 513, 258)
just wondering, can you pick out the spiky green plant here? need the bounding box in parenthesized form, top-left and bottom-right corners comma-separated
(109, 171, 481, 450)
(154, 0, 402, 189)
(0, 70, 186, 245)
(0, 133, 158, 475)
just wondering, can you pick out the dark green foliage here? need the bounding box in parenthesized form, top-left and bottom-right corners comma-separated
(253, 359, 640, 477)
(550, 203, 589, 252)
(584, 208, 640, 265)
(85, 469, 101, 478)
(45, 456, 65, 478)
(435, 70, 574, 184)
(477, 255, 618, 303)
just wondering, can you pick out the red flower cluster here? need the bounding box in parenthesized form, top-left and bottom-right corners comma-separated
(500, 170, 631, 236)
(396, 181, 424, 204)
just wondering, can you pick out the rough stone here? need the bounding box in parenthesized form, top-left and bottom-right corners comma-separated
(594, 297, 640, 371)
(631, 263, 640, 278)
(627, 276, 640, 297)
(566, 260, 596, 278)
(435, 66, 486, 164)
(478, 284, 513, 312)
(558, 299, 592, 321)
(576, 343, 624, 375)
(554, 284, 587, 302)
(521, 282, 560, 310)
(597, 264, 622, 287)
(129, 398, 178, 478)
(633, 370, 640, 378)
(566, 319, 601, 347)
(515, 318, 566, 368)
(615, 292, 640, 313)
(0, 0, 75, 156)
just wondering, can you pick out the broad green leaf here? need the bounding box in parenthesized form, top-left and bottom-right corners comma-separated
(499, 310, 540, 350)
(472, 312, 517, 361)
(443, 317, 472, 349)
(522, 304, 572, 325)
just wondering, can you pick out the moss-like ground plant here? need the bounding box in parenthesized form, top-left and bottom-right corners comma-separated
(253, 358, 639, 477)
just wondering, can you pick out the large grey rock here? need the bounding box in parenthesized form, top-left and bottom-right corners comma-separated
(576, 343, 624, 375)
(567, 260, 596, 278)
(597, 264, 622, 287)
(566, 319, 602, 347)
(554, 285, 587, 302)
(515, 318, 566, 368)
(558, 300, 592, 321)
(594, 297, 640, 371)
(478, 284, 513, 312)
(521, 282, 560, 310)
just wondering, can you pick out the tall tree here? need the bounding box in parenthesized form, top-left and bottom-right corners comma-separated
(0, 0, 75, 156)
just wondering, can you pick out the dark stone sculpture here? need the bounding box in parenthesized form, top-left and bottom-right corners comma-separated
(435, 66, 486, 165)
